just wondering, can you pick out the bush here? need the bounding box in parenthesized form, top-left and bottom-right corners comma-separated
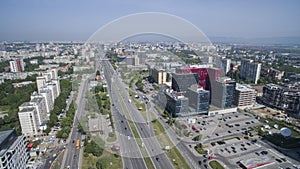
(84, 140, 104, 157)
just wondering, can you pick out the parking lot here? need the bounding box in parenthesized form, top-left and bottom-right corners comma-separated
(174, 112, 261, 141)
(173, 111, 300, 169)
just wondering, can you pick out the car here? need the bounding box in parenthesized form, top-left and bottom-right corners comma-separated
(280, 158, 287, 162)
(255, 152, 260, 156)
(261, 151, 268, 155)
(220, 149, 224, 152)
(233, 150, 237, 153)
(198, 161, 202, 165)
(275, 159, 282, 163)
(215, 133, 219, 136)
(245, 122, 251, 124)
(235, 124, 240, 126)
(228, 131, 232, 133)
(246, 143, 251, 146)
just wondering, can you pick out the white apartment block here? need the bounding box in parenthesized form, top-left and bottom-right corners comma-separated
(39, 90, 54, 114)
(18, 107, 39, 136)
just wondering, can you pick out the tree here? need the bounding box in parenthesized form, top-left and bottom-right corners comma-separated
(84, 140, 104, 157)
(96, 158, 107, 169)
(96, 70, 101, 76)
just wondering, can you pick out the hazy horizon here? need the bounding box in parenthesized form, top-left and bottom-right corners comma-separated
(1, 0, 300, 43)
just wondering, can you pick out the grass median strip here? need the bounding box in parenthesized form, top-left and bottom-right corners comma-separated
(113, 84, 155, 169)
(209, 160, 225, 169)
(152, 119, 191, 169)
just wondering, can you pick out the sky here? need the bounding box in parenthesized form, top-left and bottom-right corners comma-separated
(0, 0, 300, 41)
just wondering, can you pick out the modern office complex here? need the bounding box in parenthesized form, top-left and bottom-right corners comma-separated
(165, 91, 189, 117)
(0, 129, 30, 169)
(176, 66, 210, 89)
(186, 86, 210, 115)
(234, 84, 257, 107)
(172, 72, 199, 93)
(211, 77, 236, 109)
(240, 59, 261, 84)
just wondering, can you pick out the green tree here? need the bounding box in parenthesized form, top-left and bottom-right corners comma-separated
(96, 158, 107, 169)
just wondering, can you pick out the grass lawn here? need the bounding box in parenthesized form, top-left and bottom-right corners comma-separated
(265, 134, 300, 148)
(144, 157, 155, 169)
(152, 119, 190, 169)
(106, 134, 117, 142)
(82, 151, 122, 169)
(209, 160, 225, 169)
(194, 144, 207, 155)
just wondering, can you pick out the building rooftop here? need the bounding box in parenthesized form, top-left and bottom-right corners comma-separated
(236, 83, 255, 92)
(19, 107, 35, 113)
(265, 83, 282, 89)
(20, 102, 31, 107)
(217, 77, 234, 83)
(31, 97, 43, 103)
(165, 90, 187, 100)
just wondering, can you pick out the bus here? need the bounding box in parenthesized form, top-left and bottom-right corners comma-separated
(76, 139, 80, 150)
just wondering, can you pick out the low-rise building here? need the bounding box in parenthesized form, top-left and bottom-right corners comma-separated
(268, 68, 284, 81)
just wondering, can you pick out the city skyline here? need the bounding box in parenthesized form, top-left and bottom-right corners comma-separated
(0, 0, 300, 43)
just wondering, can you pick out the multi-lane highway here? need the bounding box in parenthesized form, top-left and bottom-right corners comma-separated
(103, 59, 174, 169)
(103, 59, 147, 169)
(63, 74, 89, 169)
